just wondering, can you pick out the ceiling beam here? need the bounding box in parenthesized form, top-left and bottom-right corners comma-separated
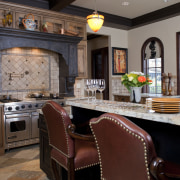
(49, 0, 75, 11)
(60, 5, 132, 30)
(132, 2, 180, 28)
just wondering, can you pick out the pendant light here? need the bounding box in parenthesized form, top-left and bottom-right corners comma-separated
(87, 0, 104, 32)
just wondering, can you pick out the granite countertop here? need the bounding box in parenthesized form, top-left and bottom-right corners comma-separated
(113, 93, 180, 98)
(66, 98, 180, 126)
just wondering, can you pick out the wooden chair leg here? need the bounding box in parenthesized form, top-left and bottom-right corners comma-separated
(51, 159, 61, 180)
(68, 158, 75, 180)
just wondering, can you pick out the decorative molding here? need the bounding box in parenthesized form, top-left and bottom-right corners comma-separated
(60, 5, 132, 30)
(61, 3, 180, 30)
(0, 27, 82, 45)
(132, 3, 180, 28)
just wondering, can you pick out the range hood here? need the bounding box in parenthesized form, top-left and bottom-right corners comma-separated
(0, 27, 82, 97)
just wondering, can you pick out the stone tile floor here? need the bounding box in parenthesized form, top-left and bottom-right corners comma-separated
(0, 144, 49, 180)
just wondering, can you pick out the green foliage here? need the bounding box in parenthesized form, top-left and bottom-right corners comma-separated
(121, 72, 152, 92)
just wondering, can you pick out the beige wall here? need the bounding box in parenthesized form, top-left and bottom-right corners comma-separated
(87, 25, 128, 99)
(87, 15, 180, 99)
(128, 16, 180, 74)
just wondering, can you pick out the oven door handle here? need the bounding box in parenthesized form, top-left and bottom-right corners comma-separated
(5, 114, 30, 119)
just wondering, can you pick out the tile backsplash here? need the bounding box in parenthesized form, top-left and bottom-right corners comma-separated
(0, 48, 59, 99)
(2, 54, 50, 91)
(112, 76, 177, 96)
(112, 77, 129, 94)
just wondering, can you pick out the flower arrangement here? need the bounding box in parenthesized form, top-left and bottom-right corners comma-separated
(121, 71, 152, 92)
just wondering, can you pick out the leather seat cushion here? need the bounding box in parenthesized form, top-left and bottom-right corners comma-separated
(74, 139, 99, 170)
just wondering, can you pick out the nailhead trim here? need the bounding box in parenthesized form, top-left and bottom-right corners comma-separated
(75, 162, 100, 171)
(43, 102, 100, 171)
(43, 102, 70, 157)
(52, 157, 99, 172)
(90, 116, 151, 180)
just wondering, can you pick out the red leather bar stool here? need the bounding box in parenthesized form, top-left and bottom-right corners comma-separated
(42, 101, 99, 180)
(90, 113, 180, 180)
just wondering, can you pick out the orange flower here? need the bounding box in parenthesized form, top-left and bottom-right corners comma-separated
(147, 78, 153, 83)
(138, 76, 146, 82)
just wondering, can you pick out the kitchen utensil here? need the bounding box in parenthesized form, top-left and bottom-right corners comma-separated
(31, 92, 43, 98)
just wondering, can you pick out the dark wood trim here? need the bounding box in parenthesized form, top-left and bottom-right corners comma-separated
(87, 34, 102, 40)
(49, 0, 75, 11)
(176, 32, 180, 95)
(141, 37, 164, 93)
(2, 0, 49, 9)
(61, 3, 180, 30)
(60, 5, 132, 30)
(132, 3, 180, 28)
(3, 1, 180, 30)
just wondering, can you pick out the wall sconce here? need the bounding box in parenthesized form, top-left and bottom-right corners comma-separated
(2, 9, 12, 27)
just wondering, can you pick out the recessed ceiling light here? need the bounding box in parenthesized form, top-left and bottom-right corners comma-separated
(122, 1, 130, 6)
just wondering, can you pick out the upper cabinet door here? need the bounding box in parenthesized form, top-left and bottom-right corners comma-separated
(77, 41, 87, 78)
(65, 21, 86, 40)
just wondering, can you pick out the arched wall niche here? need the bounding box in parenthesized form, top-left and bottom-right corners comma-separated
(0, 27, 82, 97)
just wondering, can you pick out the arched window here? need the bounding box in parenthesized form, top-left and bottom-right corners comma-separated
(141, 37, 164, 94)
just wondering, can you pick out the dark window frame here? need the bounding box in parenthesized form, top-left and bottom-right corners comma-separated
(141, 37, 164, 93)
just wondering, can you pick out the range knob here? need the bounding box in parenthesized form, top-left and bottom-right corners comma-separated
(8, 107, 12, 111)
(21, 105, 25, 109)
(59, 102, 64, 106)
(35, 104, 39, 108)
(28, 104, 32, 108)
(15, 106, 20, 110)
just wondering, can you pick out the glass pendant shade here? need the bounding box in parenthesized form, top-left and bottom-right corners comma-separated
(87, 11, 104, 32)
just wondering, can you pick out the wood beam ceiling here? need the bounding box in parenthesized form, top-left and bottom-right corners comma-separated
(49, 0, 75, 11)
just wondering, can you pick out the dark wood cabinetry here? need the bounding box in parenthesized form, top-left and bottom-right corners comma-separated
(39, 114, 54, 180)
(114, 95, 146, 104)
(71, 106, 180, 165)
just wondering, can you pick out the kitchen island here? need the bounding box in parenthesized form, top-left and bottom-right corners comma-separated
(39, 98, 180, 179)
(66, 98, 180, 126)
(66, 98, 180, 165)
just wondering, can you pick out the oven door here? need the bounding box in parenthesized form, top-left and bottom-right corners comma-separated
(5, 113, 31, 143)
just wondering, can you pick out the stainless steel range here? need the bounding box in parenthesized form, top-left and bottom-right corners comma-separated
(3, 98, 65, 150)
